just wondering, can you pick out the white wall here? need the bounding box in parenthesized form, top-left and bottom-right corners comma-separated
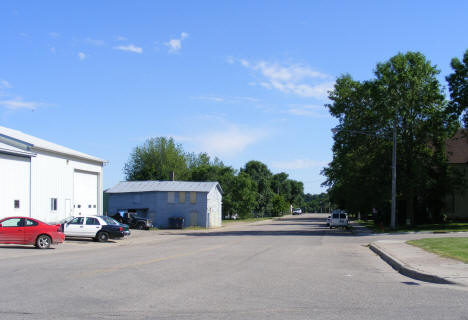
(0, 153, 30, 219)
(29, 149, 103, 223)
(207, 187, 222, 227)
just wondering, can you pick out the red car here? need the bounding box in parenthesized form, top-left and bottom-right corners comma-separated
(0, 216, 65, 249)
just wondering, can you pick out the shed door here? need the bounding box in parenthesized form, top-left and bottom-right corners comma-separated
(0, 153, 30, 219)
(73, 171, 98, 216)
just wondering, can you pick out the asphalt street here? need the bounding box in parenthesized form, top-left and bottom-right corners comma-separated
(0, 214, 467, 320)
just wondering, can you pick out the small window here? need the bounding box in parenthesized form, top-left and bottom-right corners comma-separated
(14, 200, 20, 209)
(86, 217, 100, 225)
(70, 217, 84, 225)
(1, 218, 22, 227)
(179, 191, 186, 203)
(25, 219, 38, 227)
(168, 192, 175, 203)
(50, 198, 58, 211)
(93, 205, 96, 208)
(77, 204, 81, 208)
(190, 192, 196, 204)
(88, 205, 92, 208)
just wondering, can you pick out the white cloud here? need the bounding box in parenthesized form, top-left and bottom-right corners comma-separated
(271, 159, 328, 170)
(85, 38, 105, 46)
(196, 126, 267, 156)
(232, 58, 334, 100)
(193, 95, 260, 104)
(113, 44, 143, 54)
(0, 80, 12, 89)
(78, 52, 87, 60)
(114, 35, 127, 41)
(0, 99, 42, 110)
(49, 32, 60, 38)
(286, 104, 329, 118)
(165, 32, 189, 54)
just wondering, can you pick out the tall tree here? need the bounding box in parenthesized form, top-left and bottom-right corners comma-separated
(324, 52, 458, 224)
(124, 137, 190, 181)
(447, 49, 468, 126)
(241, 161, 275, 214)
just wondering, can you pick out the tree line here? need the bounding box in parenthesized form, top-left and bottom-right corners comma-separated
(123, 137, 319, 218)
(323, 50, 468, 226)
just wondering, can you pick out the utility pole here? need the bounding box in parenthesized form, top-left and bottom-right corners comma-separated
(391, 121, 397, 229)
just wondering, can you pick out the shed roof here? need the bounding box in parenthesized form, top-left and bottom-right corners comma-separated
(0, 126, 105, 163)
(446, 129, 468, 164)
(0, 141, 36, 157)
(106, 181, 223, 194)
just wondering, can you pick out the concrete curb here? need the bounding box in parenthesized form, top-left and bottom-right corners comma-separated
(369, 242, 455, 285)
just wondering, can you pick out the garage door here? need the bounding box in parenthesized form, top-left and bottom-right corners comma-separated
(73, 171, 98, 216)
(0, 153, 30, 219)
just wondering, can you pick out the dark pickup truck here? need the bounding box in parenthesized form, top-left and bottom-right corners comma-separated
(111, 213, 153, 230)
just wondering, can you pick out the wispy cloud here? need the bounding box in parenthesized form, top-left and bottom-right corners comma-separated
(0, 80, 12, 90)
(0, 81, 45, 111)
(85, 38, 105, 46)
(231, 58, 334, 100)
(113, 44, 143, 54)
(78, 52, 87, 60)
(50, 46, 56, 54)
(49, 32, 60, 38)
(114, 35, 127, 41)
(193, 95, 260, 104)
(286, 104, 329, 118)
(165, 32, 189, 54)
(196, 125, 268, 157)
(271, 159, 328, 170)
(0, 99, 42, 110)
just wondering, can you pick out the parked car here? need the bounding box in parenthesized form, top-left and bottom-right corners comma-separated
(326, 215, 331, 226)
(329, 212, 349, 229)
(63, 216, 129, 241)
(0, 216, 65, 249)
(292, 208, 302, 215)
(111, 212, 152, 230)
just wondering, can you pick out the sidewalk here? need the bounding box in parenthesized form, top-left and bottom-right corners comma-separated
(370, 239, 468, 286)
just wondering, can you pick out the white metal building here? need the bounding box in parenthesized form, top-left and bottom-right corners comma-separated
(0, 126, 105, 223)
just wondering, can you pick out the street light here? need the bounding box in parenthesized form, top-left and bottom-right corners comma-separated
(331, 126, 397, 229)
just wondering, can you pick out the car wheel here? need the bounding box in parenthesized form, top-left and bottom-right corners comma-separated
(136, 222, 145, 230)
(36, 235, 51, 249)
(96, 231, 109, 242)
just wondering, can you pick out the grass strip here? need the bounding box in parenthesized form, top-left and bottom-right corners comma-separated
(407, 237, 468, 263)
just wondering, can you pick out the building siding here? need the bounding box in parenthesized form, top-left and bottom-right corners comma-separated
(107, 190, 218, 228)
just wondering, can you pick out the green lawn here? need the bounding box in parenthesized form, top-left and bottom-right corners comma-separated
(355, 220, 468, 233)
(407, 238, 468, 263)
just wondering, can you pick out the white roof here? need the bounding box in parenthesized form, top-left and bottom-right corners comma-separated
(0, 141, 36, 157)
(106, 181, 223, 194)
(0, 126, 105, 163)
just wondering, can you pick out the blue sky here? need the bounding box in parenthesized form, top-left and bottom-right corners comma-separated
(1, 1, 467, 194)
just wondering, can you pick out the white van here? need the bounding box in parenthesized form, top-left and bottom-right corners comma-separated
(330, 212, 348, 229)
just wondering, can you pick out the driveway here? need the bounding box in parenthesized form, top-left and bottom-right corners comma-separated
(0, 214, 467, 320)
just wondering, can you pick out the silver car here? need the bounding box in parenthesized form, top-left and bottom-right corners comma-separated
(330, 212, 348, 229)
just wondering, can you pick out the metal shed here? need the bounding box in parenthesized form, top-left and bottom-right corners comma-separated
(105, 181, 223, 228)
(0, 126, 105, 223)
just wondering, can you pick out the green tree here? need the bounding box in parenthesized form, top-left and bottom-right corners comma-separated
(271, 194, 289, 217)
(228, 172, 257, 218)
(324, 52, 459, 225)
(447, 49, 468, 126)
(241, 161, 275, 214)
(124, 137, 190, 181)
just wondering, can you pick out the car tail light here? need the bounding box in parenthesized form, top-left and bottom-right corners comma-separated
(56, 224, 63, 232)
(120, 226, 123, 231)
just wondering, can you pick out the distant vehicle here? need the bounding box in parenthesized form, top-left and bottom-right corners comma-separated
(111, 211, 152, 230)
(326, 215, 331, 226)
(330, 212, 349, 229)
(292, 208, 302, 215)
(0, 216, 65, 249)
(63, 216, 128, 242)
